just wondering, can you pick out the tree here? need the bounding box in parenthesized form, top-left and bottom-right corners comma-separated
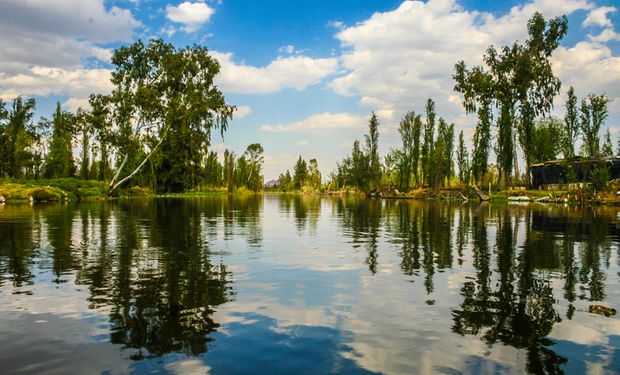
(0, 97, 39, 178)
(453, 63, 493, 184)
(421, 99, 436, 185)
(397, 112, 416, 190)
(454, 12, 567, 186)
(308, 158, 321, 188)
(293, 156, 308, 189)
(76, 108, 91, 180)
(244, 143, 264, 191)
(602, 129, 614, 157)
(531, 118, 563, 163)
(106, 39, 234, 194)
(88, 94, 113, 181)
(224, 149, 235, 193)
(562, 87, 579, 159)
(412, 114, 423, 186)
(204, 151, 223, 186)
(45, 103, 76, 178)
(580, 94, 609, 157)
(365, 112, 381, 190)
(456, 130, 470, 185)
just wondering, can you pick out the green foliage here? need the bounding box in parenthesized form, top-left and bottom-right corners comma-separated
(107, 38, 234, 194)
(581, 94, 610, 157)
(0, 97, 40, 179)
(456, 130, 470, 185)
(293, 156, 308, 189)
(421, 99, 436, 185)
(454, 12, 567, 186)
(365, 112, 381, 190)
(45, 103, 76, 178)
(530, 118, 563, 164)
(562, 87, 579, 159)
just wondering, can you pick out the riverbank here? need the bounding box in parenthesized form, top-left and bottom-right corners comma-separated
(0, 179, 108, 202)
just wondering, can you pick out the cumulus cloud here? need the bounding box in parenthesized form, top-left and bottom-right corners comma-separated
(0, 66, 114, 102)
(260, 112, 367, 133)
(0, 0, 139, 104)
(583, 5, 616, 28)
(327, 0, 620, 147)
(212, 52, 339, 94)
(234, 105, 252, 119)
(166, 1, 215, 33)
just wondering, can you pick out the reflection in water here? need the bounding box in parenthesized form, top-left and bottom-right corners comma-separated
(0, 197, 619, 374)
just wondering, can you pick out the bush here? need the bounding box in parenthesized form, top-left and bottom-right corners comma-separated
(29, 188, 60, 202)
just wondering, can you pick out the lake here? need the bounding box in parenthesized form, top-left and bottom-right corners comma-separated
(0, 195, 619, 374)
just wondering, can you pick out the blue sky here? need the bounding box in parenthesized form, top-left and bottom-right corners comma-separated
(1, 0, 619, 179)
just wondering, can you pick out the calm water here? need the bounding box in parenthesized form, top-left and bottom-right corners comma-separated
(0, 195, 619, 374)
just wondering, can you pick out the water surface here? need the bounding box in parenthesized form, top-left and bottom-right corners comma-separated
(0, 196, 619, 374)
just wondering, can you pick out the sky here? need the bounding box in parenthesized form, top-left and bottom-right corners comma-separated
(0, 0, 619, 180)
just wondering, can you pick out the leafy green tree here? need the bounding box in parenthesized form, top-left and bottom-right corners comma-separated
(531, 118, 563, 163)
(76, 108, 91, 180)
(421, 99, 436, 185)
(308, 158, 321, 188)
(0, 97, 40, 178)
(456, 130, 470, 185)
(224, 149, 235, 193)
(278, 170, 293, 191)
(244, 143, 264, 191)
(412, 114, 423, 186)
(602, 129, 614, 156)
(88, 94, 113, 181)
(204, 151, 223, 186)
(365, 112, 381, 190)
(293, 156, 308, 189)
(45, 103, 76, 178)
(453, 63, 493, 184)
(580, 94, 609, 157)
(397, 112, 416, 190)
(454, 12, 567, 186)
(350, 140, 370, 193)
(106, 39, 234, 194)
(562, 87, 579, 159)
(430, 118, 454, 189)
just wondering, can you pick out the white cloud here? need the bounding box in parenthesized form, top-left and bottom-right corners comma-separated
(212, 52, 339, 94)
(0, 66, 114, 102)
(260, 112, 367, 133)
(327, 0, 620, 149)
(234, 105, 252, 119)
(0, 0, 139, 105)
(296, 140, 310, 147)
(166, 1, 215, 33)
(583, 5, 616, 28)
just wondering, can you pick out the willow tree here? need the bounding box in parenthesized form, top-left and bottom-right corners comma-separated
(106, 39, 234, 194)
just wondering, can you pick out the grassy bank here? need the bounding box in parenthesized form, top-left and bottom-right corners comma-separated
(0, 178, 108, 202)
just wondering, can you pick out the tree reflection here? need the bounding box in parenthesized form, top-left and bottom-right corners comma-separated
(337, 197, 381, 274)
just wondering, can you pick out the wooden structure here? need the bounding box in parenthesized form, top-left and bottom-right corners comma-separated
(529, 157, 620, 189)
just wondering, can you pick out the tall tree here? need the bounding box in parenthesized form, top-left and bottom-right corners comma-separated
(45, 103, 76, 178)
(397, 112, 416, 190)
(454, 64, 494, 184)
(88, 94, 112, 181)
(293, 156, 308, 189)
(365, 112, 381, 190)
(76, 108, 91, 180)
(0, 97, 39, 178)
(456, 130, 470, 185)
(562, 87, 579, 159)
(580, 94, 609, 157)
(244, 143, 264, 191)
(412, 114, 423, 186)
(421, 99, 436, 185)
(106, 39, 234, 194)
